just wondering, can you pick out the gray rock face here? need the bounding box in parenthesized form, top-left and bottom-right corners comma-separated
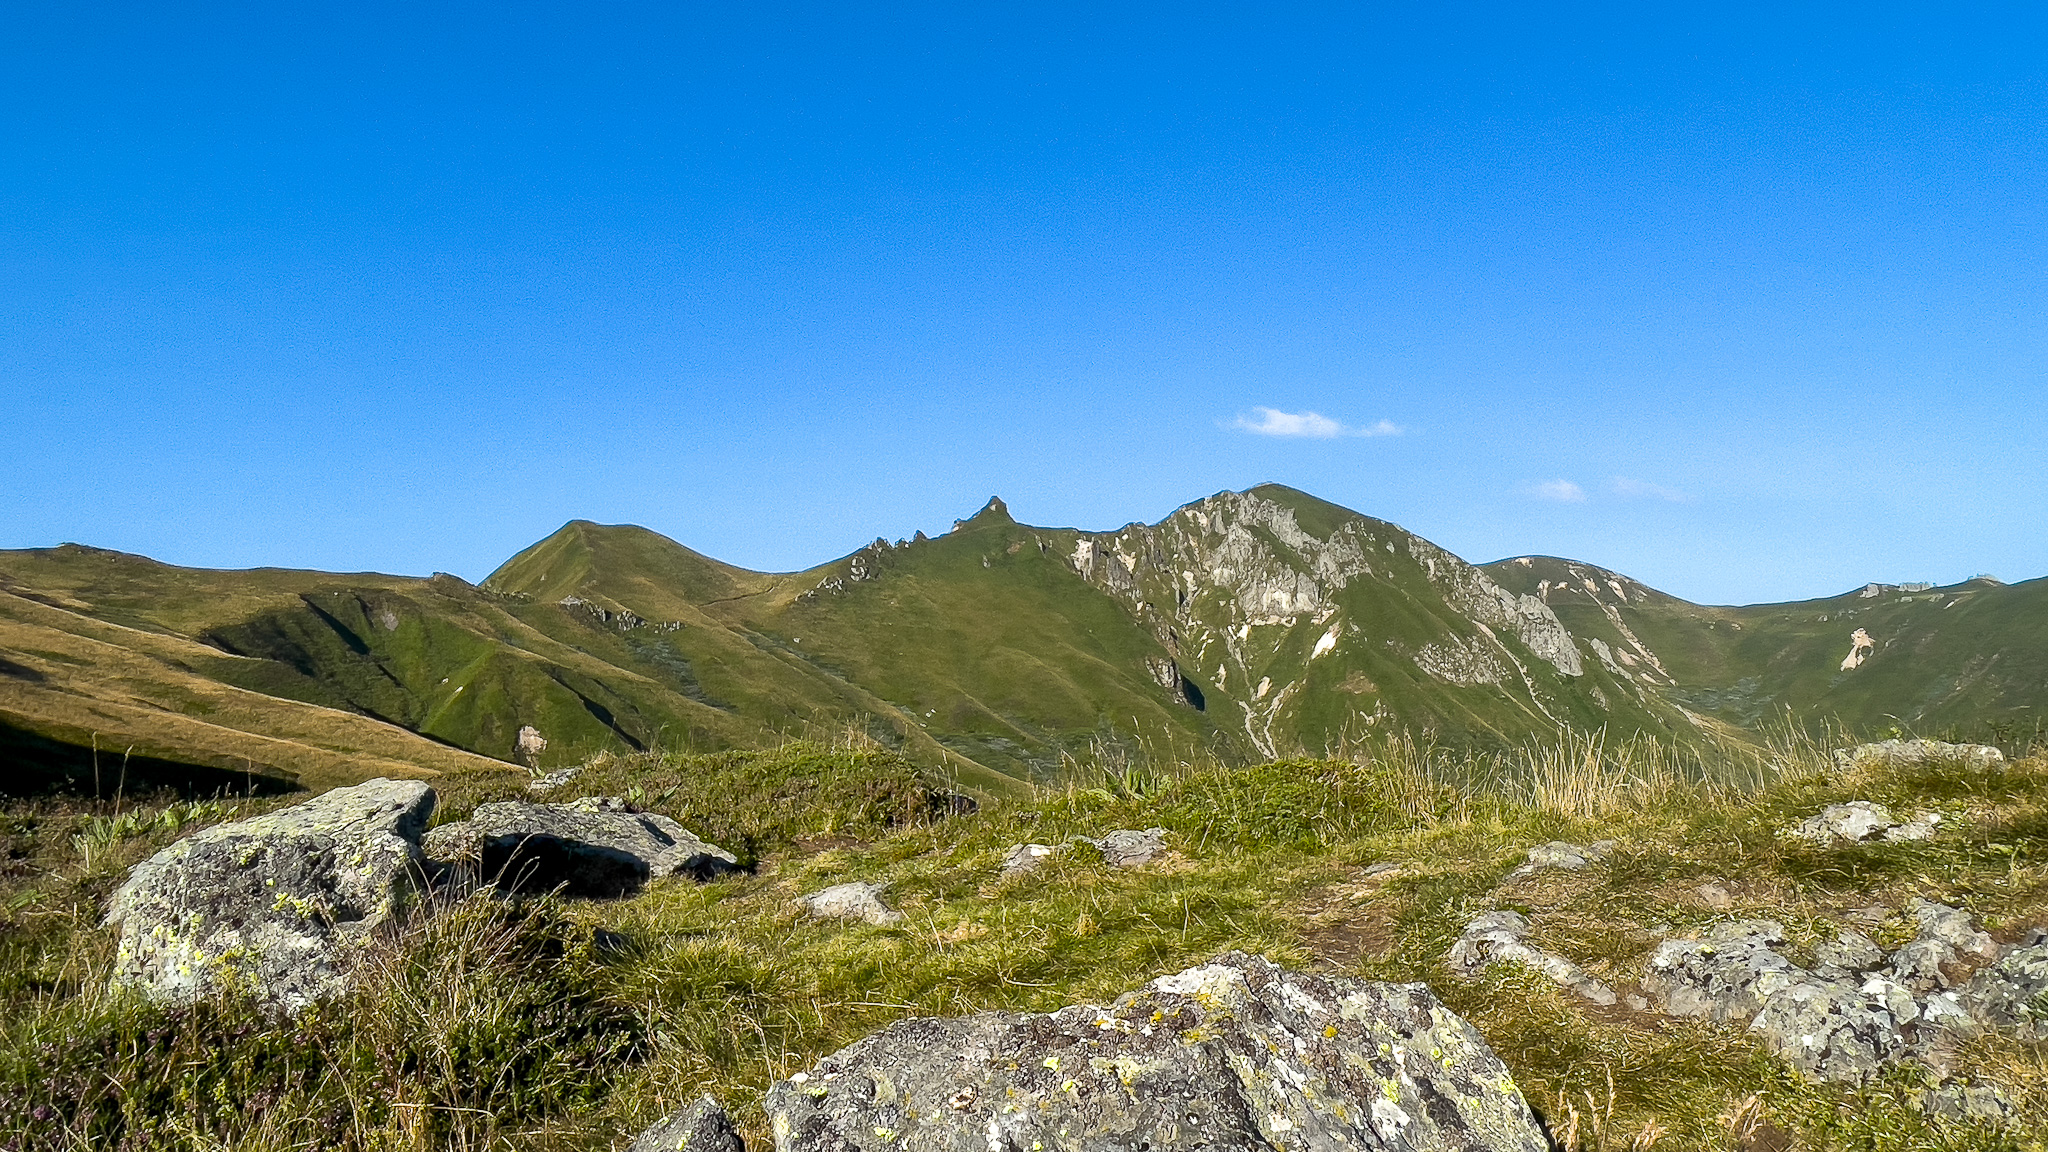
(630, 1096, 745, 1152)
(801, 881, 902, 926)
(1834, 739, 2005, 773)
(423, 796, 737, 898)
(1446, 911, 1618, 1006)
(759, 952, 1547, 1152)
(1083, 827, 1168, 867)
(1788, 801, 1940, 844)
(105, 778, 435, 1014)
(1644, 920, 1799, 1023)
(1958, 944, 2048, 1039)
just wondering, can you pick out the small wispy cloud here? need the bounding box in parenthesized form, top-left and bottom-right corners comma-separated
(1529, 479, 1587, 503)
(1231, 407, 1404, 439)
(1609, 476, 1693, 502)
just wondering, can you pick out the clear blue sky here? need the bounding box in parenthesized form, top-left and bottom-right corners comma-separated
(4, 3, 2045, 605)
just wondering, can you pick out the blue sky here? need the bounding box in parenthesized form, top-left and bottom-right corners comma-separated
(3, 3, 2045, 605)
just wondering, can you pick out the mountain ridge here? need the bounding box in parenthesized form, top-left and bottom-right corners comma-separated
(4, 485, 2043, 796)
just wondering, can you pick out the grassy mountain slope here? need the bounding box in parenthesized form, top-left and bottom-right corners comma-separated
(1485, 557, 2048, 741)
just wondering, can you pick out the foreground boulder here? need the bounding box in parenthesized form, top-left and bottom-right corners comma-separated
(630, 1096, 746, 1152)
(423, 796, 737, 897)
(748, 952, 1546, 1152)
(105, 778, 435, 1014)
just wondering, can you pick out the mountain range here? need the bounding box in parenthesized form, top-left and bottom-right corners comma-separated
(3, 484, 2041, 796)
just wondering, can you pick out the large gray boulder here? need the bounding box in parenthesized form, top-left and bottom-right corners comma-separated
(105, 777, 435, 1014)
(423, 796, 737, 898)
(756, 952, 1547, 1152)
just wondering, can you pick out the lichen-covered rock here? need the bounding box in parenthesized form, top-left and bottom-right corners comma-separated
(1788, 801, 1940, 844)
(105, 778, 435, 1013)
(1812, 929, 1885, 978)
(1745, 975, 1913, 1082)
(1958, 944, 2048, 1039)
(1644, 920, 1799, 1022)
(1887, 899, 1998, 994)
(1508, 839, 1616, 879)
(1446, 911, 1618, 1006)
(1083, 828, 1168, 867)
(630, 1096, 745, 1152)
(1834, 739, 2005, 773)
(761, 952, 1547, 1152)
(423, 796, 737, 898)
(800, 881, 902, 925)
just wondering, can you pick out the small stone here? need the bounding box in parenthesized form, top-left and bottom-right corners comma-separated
(801, 881, 903, 926)
(1446, 911, 1618, 1006)
(526, 766, 582, 794)
(1696, 881, 1735, 911)
(1084, 828, 1167, 867)
(1790, 801, 1898, 843)
(999, 843, 1060, 875)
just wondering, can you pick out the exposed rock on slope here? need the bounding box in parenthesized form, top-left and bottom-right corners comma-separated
(423, 796, 738, 897)
(732, 952, 1548, 1152)
(105, 778, 435, 1014)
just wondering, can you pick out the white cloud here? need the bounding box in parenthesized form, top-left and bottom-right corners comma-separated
(1231, 408, 1404, 439)
(1529, 479, 1587, 503)
(1610, 476, 1693, 502)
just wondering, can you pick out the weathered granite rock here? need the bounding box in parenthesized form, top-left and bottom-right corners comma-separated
(1083, 827, 1168, 867)
(105, 778, 435, 1013)
(1812, 928, 1885, 978)
(1788, 801, 1940, 844)
(1835, 739, 2005, 773)
(423, 796, 737, 898)
(800, 881, 902, 926)
(759, 952, 1547, 1152)
(1887, 899, 1998, 994)
(999, 843, 1061, 875)
(630, 1096, 746, 1152)
(1958, 944, 2048, 1039)
(1446, 911, 1618, 1006)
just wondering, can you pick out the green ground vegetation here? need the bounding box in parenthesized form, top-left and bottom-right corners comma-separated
(2, 728, 2046, 1151)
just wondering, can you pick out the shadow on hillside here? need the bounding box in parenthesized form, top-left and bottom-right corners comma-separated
(0, 719, 301, 799)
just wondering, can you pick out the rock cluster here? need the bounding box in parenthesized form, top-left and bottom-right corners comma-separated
(1788, 800, 1940, 844)
(105, 780, 735, 1011)
(1643, 901, 2037, 1088)
(999, 827, 1170, 875)
(641, 952, 1548, 1152)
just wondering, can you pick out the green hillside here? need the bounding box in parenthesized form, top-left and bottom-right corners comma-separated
(4, 488, 2042, 798)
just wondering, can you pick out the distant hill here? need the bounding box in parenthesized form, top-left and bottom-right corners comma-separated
(3, 486, 2040, 795)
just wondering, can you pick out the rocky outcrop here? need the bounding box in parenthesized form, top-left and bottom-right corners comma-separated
(751, 952, 1548, 1152)
(1958, 938, 2048, 1039)
(800, 881, 902, 926)
(105, 778, 435, 1014)
(1835, 739, 2005, 773)
(1446, 911, 1618, 1006)
(423, 796, 738, 898)
(1788, 801, 1940, 844)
